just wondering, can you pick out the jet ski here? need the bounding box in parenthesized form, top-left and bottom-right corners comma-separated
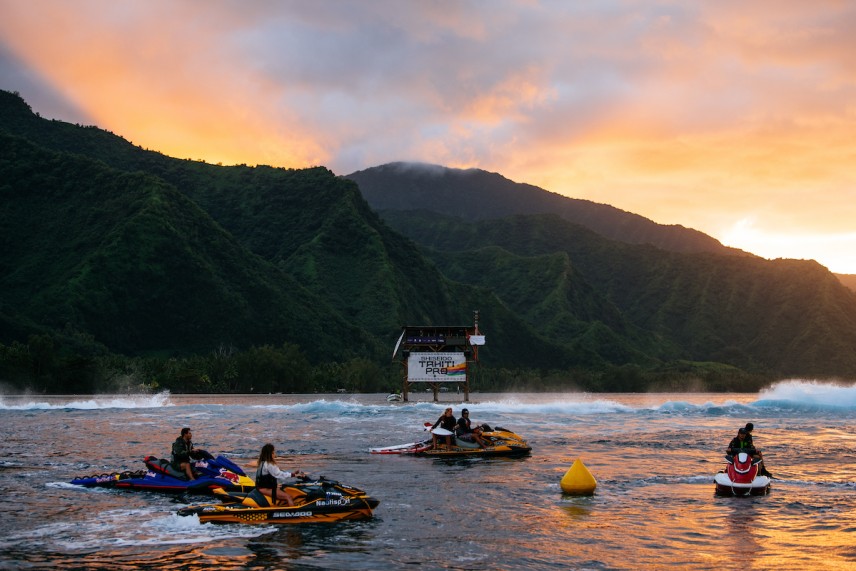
(714, 451, 771, 496)
(177, 476, 379, 524)
(370, 425, 531, 457)
(70, 451, 255, 494)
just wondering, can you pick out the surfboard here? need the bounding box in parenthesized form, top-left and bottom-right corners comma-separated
(369, 440, 432, 454)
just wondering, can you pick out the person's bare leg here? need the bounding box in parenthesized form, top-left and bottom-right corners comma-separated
(182, 462, 195, 480)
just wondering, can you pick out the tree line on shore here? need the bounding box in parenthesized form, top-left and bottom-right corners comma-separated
(0, 334, 773, 395)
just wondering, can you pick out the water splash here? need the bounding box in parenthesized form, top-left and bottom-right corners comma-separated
(0, 391, 174, 410)
(756, 379, 856, 410)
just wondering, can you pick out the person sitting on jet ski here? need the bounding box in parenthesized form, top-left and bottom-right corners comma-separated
(431, 408, 457, 449)
(743, 422, 772, 477)
(171, 427, 197, 480)
(456, 408, 487, 448)
(726, 427, 771, 477)
(727, 427, 756, 456)
(255, 443, 305, 506)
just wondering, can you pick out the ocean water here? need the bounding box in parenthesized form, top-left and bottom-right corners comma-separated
(0, 380, 854, 570)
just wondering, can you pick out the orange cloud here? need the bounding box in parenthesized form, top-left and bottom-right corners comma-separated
(2, 1, 856, 272)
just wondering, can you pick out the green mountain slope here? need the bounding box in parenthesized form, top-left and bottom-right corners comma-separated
(0, 133, 375, 360)
(346, 161, 749, 256)
(380, 210, 856, 376)
(0, 90, 569, 371)
(4, 88, 856, 386)
(0, 91, 480, 342)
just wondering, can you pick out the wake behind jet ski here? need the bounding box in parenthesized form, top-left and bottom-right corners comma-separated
(70, 452, 255, 494)
(177, 475, 379, 524)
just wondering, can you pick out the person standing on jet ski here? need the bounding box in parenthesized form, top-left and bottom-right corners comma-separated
(171, 427, 197, 480)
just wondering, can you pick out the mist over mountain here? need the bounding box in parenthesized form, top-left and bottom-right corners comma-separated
(346, 161, 752, 256)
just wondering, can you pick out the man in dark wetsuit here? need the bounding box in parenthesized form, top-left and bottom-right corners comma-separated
(456, 408, 486, 448)
(171, 427, 196, 480)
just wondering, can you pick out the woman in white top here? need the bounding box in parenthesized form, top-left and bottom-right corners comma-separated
(255, 443, 305, 506)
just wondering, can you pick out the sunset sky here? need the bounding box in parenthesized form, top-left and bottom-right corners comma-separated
(2, 1, 855, 273)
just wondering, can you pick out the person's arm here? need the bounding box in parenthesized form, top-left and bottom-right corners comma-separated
(266, 462, 301, 483)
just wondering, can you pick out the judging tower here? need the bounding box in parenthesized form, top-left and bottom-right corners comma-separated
(391, 311, 485, 402)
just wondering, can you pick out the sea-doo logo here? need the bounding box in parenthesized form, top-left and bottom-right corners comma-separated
(219, 469, 239, 483)
(146, 471, 157, 478)
(272, 511, 312, 518)
(95, 475, 115, 483)
(196, 460, 209, 469)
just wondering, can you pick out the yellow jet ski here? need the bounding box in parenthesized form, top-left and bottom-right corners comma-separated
(177, 476, 379, 524)
(417, 425, 532, 458)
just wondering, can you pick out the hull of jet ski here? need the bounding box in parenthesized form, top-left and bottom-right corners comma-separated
(70, 454, 255, 494)
(714, 451, 771, 496)
(178, 477, 379, 524)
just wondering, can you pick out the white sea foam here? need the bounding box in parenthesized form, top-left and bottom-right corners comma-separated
(0, 390, 174, 410)
(756, 379, 856, 409)
(0, 508, 272, 551)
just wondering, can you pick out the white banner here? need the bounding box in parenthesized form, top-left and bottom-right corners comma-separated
(407, 352, 467, 382)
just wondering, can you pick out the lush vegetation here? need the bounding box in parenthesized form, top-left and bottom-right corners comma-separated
(380, 210, 856, 378)
(2, 89, 855, 394)
(0, 335, 399, 394)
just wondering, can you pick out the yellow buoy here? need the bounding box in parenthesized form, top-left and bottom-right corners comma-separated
(560, 458, 597, 495)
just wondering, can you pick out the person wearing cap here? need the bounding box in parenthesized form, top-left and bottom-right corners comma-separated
(456, 408, 486, 448)
(431, 407, 456, 449)
(726, 427, 756, 456)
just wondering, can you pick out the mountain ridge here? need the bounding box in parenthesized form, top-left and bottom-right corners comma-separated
(346, 161, 751, 257)
(3, 89, 856, 393)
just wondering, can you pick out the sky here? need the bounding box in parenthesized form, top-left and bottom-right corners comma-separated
(2, 1, 855, 273)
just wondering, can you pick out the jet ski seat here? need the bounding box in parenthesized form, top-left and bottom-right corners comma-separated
(246, 489, 272, 507)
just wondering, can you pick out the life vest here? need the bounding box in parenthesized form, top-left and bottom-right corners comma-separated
(255, 463, 278, 490)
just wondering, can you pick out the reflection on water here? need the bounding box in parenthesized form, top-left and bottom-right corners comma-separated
(559, 500, 593, 521)
(0, 386, 855, 569)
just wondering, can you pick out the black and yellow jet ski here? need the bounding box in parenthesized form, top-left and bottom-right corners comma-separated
(417, 425, 532, 457)
(177, 476, 379, 524)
